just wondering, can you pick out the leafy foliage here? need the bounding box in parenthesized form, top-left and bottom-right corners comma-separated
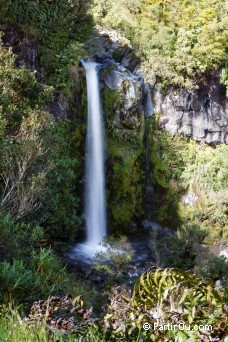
(0, 0, 92, 36)
(194, 254, 228, 284)
(0, 39, 82, 241)
(0, 38, 53, 130)
(0, 112, 53, 220)
(152, 129, 228, 240)
(93, 0, 228, 88)
(0, 2, 227, 339)
(104, 268, 227, 341)
(0, 0, 93, 100)
(38, 121, 83, 241)
(0, 213, 45, 261)
(106, 137, 144, 232)
(0, 34, 82, 310)
(149, 223, 207, 269)
(0, 303, 102, 341)
(0, 268, 227, 341)
(95, 235, 133, 277)
(0, 248, 67, 305)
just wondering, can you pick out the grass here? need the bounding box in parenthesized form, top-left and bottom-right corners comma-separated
(0, 306, 103, 342)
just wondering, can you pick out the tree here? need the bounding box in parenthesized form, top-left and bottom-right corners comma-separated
(0, 111, 51, 220)
(93, 0, 228, 88)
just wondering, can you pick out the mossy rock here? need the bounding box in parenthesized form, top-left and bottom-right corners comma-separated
(122, 118, 138, 130)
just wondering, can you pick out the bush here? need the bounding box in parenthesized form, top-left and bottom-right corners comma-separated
(0, 260, 37, 304)
(149, 223, 207, 270)
(0, 213, 46, 261)
(95, 235, 133, 277)
(0, 39, 53, 130)
(29, 248, 67, 294)
(93, 0, 227, 88)
(0, 248, 67, 305)
(104, 268, 227, 341)
(194, 254, 228, 284)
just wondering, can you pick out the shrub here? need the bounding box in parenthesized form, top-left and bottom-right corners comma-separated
(104, 268, 227, 341)
(0, 213, 45, 261)
(0, 249, 67, 305)
(194, 254, 228, 284)
(95, 235, 133, 277)
(0, 260, 37, 304)
(29, 248, 67, 295)
(149, 223, 207, 270)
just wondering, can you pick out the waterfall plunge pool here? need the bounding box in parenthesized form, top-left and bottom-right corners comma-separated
(66, 234, 151, 266)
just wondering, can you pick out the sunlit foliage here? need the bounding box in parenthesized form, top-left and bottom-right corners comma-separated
(93, 0, 228, 88)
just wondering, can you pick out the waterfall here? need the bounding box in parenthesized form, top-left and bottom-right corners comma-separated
(82, 60, 107, 250)
(144, 117, 155, 220)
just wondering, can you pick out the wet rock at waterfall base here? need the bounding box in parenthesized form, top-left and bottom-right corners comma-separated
(142, 220, 174, 239)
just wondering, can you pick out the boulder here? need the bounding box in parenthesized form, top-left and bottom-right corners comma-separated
(100, 63, 143, 129)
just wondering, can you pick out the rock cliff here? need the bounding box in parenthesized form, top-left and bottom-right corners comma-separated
(154, 74, 227, 144)
(92, 27, 227, 144)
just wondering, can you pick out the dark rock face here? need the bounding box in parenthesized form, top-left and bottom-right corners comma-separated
(92, 26, 140, 73)
(90, 26, 154, 121)
(93, 27, 227, 144)
(2, 25, 42, 76)
(154, 73, 227, 144)
(142, 220, 174, 238)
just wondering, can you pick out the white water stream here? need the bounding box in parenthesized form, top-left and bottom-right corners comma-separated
(83, 61, 106, 249)
(69, 61, 107, 259)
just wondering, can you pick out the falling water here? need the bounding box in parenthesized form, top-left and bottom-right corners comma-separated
(82, 60, 106, 250)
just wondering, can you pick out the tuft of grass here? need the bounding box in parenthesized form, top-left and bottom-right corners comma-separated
(0, 306, 103, 342)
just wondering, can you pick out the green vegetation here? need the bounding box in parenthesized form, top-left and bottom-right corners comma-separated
(0, 249, 66, 305)
(0, 12, 85, 315)
(104, 268, 227, 341)
(93, 0, 228, 88)
(107, 138, 144, 232)
(147, 128, 228, 283)
(0, 0, 92, 334)
(0, 304, 102, 341)
(0, 268, 226, 341)
(0, 40, 82, 241)
(151, 128, 228, 241)
(149, 223, 207, 269)
(149, 222, 228, 281)
(103, 86, 145, 232)
(95, 235, 132, 277)
(0, 1, 227, 341)
(0, 0, 93, 99)
(0, 37, 53, 129)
